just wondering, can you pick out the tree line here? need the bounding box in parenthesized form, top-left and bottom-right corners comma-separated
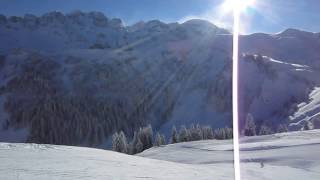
(243, 113, 290, 136)
(112, 124, 233, 154)
(112, 113, 313, 155)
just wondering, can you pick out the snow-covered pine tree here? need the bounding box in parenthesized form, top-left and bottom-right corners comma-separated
(154, 132, 166, 146)
(178, 125, 190, 142)
(135, 138, 143, 153)
(170, 126, 178, 143)
(214, 128, 226, 140)
(112, 131, 128, 153)
(119, 131, 128, 153)
(303, 121, 313, 131)
(137, 125, 153, 150)
(277, 124, 288, 133)
(224, 127, 233, 139)
(244, 113, 256, 136)
(154, 132, 161, 146)
(196, 124, 204, 140)
(189, 124, 203, 141)
(160, 134, 166, 145)
(112, 132, 120, 152)
(202, 126, 214, 139)
(128, 132, 138, 154)
(259, 125, 273, 135)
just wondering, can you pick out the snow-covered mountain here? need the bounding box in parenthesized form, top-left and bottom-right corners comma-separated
(0, 11, 319, 147)
(1, 130, 320, 179)
(0, 11, 127, 53)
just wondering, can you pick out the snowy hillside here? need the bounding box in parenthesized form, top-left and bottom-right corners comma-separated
(289, 87, 320, 130)
(1, 130, 320, 179)
(140, 129, 320, 179)
(240, 29, 320, 67)
(0, 142, 222, 180)
(0, 11, 320, 147)
(238, 55, 320, 130)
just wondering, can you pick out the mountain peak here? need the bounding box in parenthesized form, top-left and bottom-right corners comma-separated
(182, 19, 230, 34)
(279, 28, 315, 37)
(182, 19, 217, 28)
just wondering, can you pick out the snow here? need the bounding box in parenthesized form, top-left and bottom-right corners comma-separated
(1, 130, 320, 179)
(140, 130, 320, 179)
(236, 54, 318, 128)
(0, 143, 229, 180)
(290, 87, 320, 129)
(267, 57, 309, 68)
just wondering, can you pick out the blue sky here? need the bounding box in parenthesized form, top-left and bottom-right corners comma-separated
(0, 0, 319, 34)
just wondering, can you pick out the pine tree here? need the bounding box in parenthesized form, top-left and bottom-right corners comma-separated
(224, 127, 233, 139)
(277, 124, 288, 133)
(128, 132, 138, 155)
(259, 125, 273, 135)
(118, 131, 128, 153)
(137, 125, 154, 151)
(154, 132, 166, 146)
(196, 124, 204, 140)
(135, 138, 143, 153)
(303, 121, 313, 131)
(112, 131, 128, 153)
(202, 126, 214, 140)
(189, 124, 203, 141)
(112, 132, 121, 152)
(214, 128, 226, 140)
(160, 134, 166, 145)
(170, 126, 178, 143)
(179, 125, 190, 142)
(154, 132, 161, 146)
(244, 113, 256, 136)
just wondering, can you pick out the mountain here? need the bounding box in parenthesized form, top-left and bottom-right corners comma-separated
(0, 11, 319, 147)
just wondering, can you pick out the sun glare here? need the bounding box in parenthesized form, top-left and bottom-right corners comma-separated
(222, 0, 256, 12)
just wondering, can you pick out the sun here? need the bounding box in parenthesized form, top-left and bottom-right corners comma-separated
(222, 0, 256, 13)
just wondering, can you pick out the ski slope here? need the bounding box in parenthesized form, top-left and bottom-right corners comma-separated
(1, 130, 320, 179)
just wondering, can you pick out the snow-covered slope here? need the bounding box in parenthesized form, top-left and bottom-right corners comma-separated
(0, 143, 224, 180)
(1, 130, 320, 179)
(240, 29, 320, 67)
(290, 87, 320, 130)
(212, 54, 320, 130)
(239, 55, 319, 129)
(139, 129, 320, 179)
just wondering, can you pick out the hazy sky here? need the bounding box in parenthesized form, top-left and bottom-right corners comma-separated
(0, 0, 319, 34)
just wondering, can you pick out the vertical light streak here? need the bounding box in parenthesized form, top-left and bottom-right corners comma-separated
(232, 0, 241, 180)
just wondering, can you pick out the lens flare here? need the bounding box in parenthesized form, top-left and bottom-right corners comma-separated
(222, 0, 256, 12)
(232, 0, 242, 180)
